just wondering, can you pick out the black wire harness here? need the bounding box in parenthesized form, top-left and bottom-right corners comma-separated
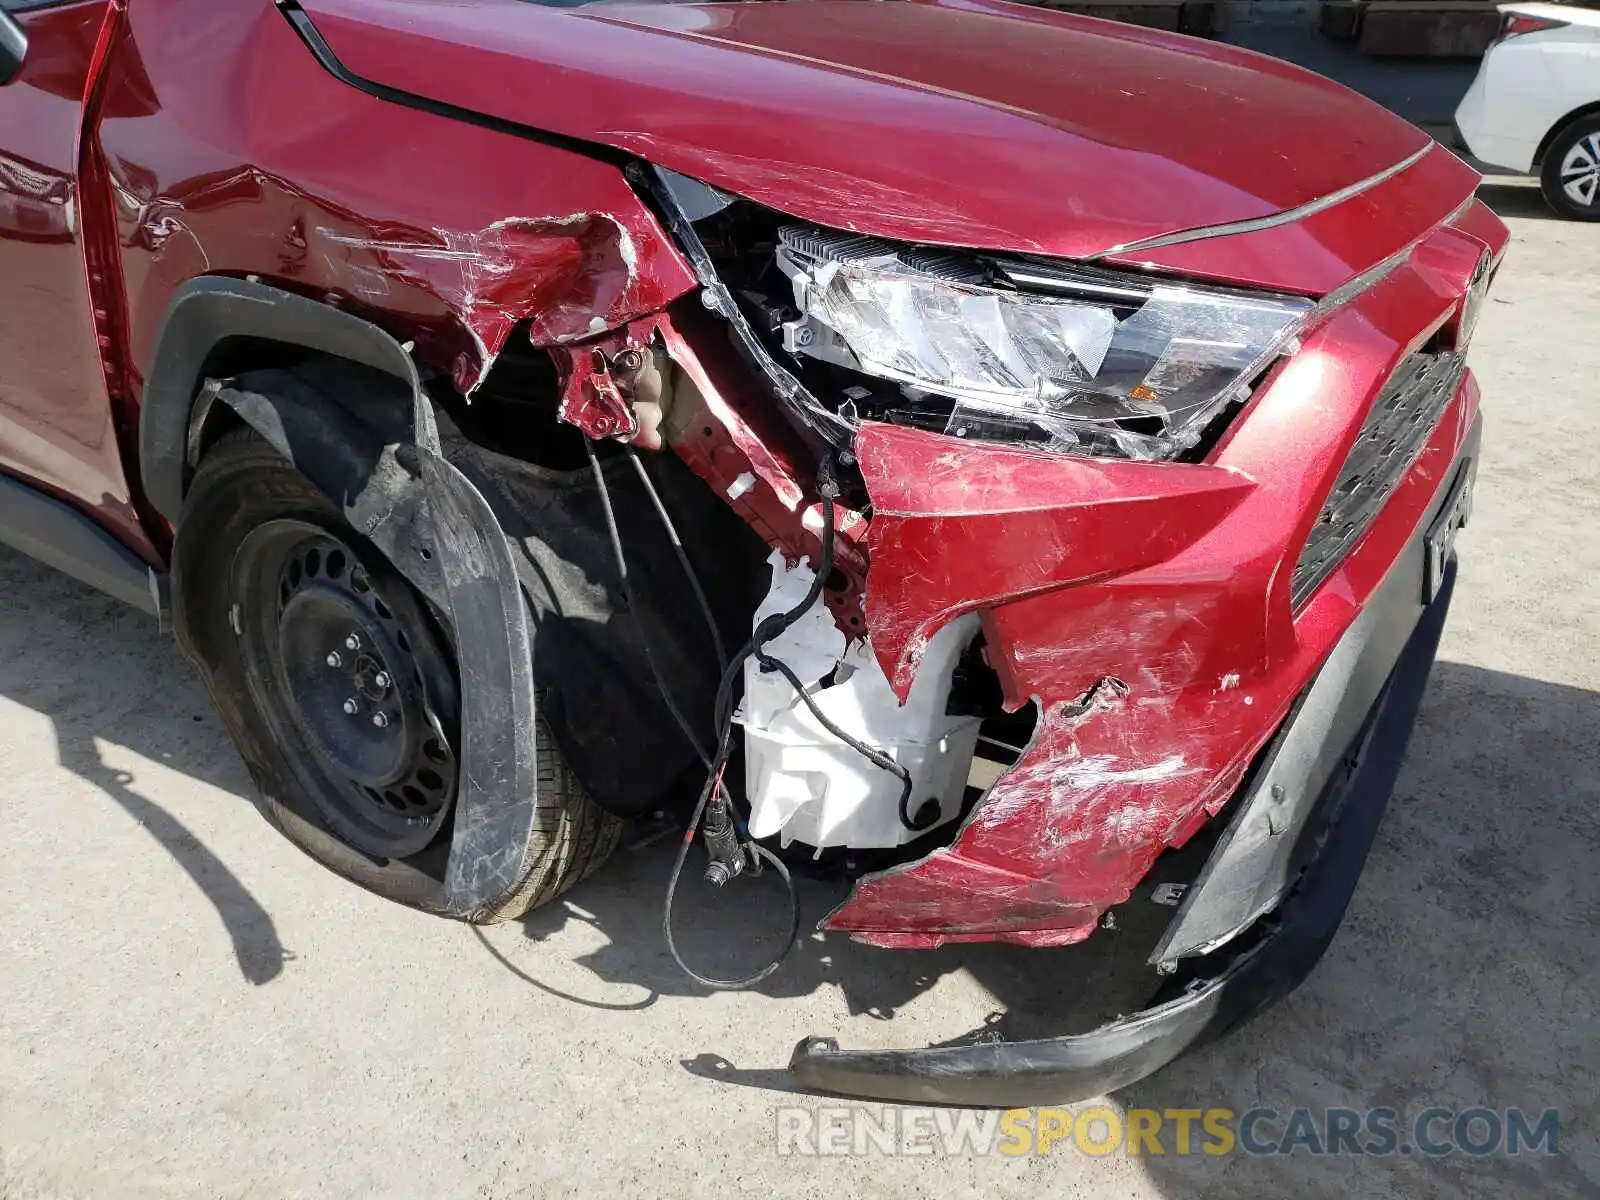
(586, 440, 797, 987)
(585, 440, 926, 989)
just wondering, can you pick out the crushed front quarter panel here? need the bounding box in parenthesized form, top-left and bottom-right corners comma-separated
(826, 215, 1502, 948)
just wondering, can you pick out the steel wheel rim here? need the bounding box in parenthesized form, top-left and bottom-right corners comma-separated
(233, 520, 460, 859)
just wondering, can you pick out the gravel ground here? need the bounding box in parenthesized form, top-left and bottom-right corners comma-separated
(0, 182, 1595, 1199)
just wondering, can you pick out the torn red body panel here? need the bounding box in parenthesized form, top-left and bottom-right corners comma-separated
(318, 211, 668, 394)
(826, 212, 1504, 948)
(854, 429, 1257, 700)
(95, 0, 697, 427)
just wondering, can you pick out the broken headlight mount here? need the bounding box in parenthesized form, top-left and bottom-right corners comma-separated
(642, 166, 1314, 462)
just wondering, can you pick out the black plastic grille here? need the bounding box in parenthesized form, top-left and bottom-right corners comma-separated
(1291, 350, 1466, 608)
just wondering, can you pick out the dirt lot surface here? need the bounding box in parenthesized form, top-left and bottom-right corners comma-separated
(1, 182, 1595, 1198)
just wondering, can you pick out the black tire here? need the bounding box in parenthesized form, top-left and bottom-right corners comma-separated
(1539, 115, 1600, 221)
(174, 424, 619, 921)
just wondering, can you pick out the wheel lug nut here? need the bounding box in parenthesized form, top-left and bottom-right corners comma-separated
(345, 634, 361, 651)
(372, 712, 390, 729)
(327, 652, 342, 668)
(374, 671, 391, 690)
(343, 698, 359, 715)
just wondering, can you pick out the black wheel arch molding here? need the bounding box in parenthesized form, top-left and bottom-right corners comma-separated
(138, 275, 432, 525)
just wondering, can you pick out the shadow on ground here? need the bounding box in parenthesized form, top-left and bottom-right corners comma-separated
(1125, 656, 1599, 1197)
(2, 530, 1594, 1192)
(1479, 180, 1563, 223)
(0, 547, 287, 984)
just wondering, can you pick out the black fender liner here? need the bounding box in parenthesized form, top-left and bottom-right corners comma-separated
(143, 276, 542, 920)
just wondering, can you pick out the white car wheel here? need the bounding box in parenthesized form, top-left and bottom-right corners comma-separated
(1541, 118, 1600, 220)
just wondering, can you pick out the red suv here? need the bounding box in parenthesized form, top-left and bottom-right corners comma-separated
(0, 0, 1505, 1104)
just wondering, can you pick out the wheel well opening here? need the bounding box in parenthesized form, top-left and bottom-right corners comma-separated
(185, 337, 331, 475)
(185, 328, 595, 476)
(1536, 102, 1600, 167)
(197, 334, 323, 386)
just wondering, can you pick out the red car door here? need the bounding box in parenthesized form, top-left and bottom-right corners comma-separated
(0, 0, 153, 557)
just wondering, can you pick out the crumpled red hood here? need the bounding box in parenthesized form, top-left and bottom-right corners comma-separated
(300, 0, 1439, 280)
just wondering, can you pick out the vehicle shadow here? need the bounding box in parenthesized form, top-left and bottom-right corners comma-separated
(0, 545, 289, 984)
(1479, 180, 1561, 222)
(500, 799, 1210, 1038)
(1123, 657, 1599, 1196)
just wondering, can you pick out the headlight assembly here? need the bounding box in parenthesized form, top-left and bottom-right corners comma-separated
(774, 226, 1312, 460)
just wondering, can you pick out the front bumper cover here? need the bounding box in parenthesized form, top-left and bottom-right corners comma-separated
(788, 428, 1473, 1105)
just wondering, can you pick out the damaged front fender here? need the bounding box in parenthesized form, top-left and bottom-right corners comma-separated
(316, 210, 681, 396)
(105, 0, 699, 421)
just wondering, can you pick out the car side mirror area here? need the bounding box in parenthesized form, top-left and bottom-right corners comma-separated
(0, 12, 28, 87)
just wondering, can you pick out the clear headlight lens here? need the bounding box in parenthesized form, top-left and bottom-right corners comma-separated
(775, 226, 1313, 460)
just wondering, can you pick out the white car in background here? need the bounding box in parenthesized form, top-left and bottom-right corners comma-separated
(1456, 2, 1600, 219)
